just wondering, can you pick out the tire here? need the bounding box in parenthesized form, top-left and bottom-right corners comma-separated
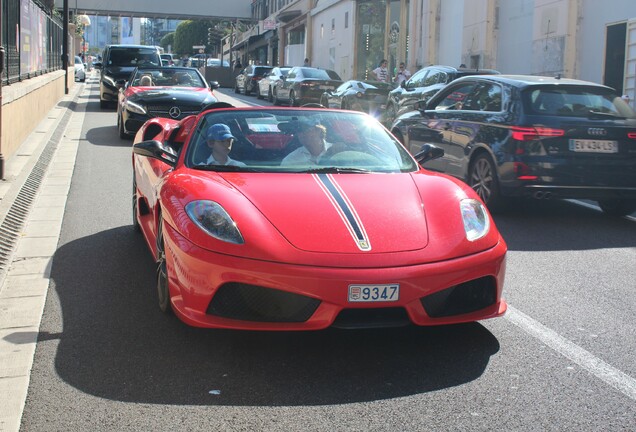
(234, 83, 240, 94)
(597, 199, 636, 217)
(320, 95, 328, 108)
(468, 153, 503, 211)
(244, 83, 251, 96)
(268, 87, 273, 102)
(256, 85, 263, 99)
(156, 215, 173, 314)
(386, 104, 397, 125)
(132, 175, 141, 232)
(289, 90, 298, 107)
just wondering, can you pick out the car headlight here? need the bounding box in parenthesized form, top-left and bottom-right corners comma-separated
(185, 200, 244, 245)
(460, 199, 490, 241)
(102, 75, 117, 87)
(124, 100, 147, 115)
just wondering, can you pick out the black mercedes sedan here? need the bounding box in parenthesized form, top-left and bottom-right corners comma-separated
(320, 80, 396, 122)
(391, 74, 636, 216)
(116, 67, 219, 139)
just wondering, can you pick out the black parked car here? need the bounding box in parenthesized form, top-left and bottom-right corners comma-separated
(234, 65, 273, 96)
(116, 67, 219, 139)
(391, 74, 636, 215)
(385, 65, 500, 125)
(320, 80, 395, 122)
(94, 44, 162, 109)
(273, 67, 342, 106)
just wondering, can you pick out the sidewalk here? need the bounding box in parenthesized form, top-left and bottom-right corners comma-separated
(0, 76, 86, 432)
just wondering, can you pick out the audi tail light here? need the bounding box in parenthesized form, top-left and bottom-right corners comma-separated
(511, 126, 565, 141)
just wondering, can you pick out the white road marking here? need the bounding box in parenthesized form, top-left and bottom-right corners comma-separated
(505, 305, 636, 401)
(567, 199, 636, 222)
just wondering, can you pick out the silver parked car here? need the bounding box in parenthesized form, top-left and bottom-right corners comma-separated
(74, 56, 86, 82)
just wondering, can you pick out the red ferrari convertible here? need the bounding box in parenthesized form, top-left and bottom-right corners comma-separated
(132, 105, 507, 330)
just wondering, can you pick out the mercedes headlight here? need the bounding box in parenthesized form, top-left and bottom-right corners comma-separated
(185, 200, 244, 245)
(124, 100, 147, 115)
(102, 75, 117, 87)
(460, 199, 490, 241)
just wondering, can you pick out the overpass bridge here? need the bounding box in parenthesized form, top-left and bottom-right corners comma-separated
(53, 0, 252, 19)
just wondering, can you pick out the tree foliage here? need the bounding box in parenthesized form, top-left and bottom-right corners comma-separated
(160, 32, 175, 52)
(173, 19, 226, 56)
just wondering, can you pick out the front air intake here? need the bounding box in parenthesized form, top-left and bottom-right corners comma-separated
(207, 283, 320, 323)
(420, 276, 497, 318)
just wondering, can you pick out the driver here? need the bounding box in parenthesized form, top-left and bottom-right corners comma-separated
(280, 119, 333, 166)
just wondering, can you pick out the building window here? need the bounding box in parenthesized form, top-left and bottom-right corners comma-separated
(345, 12, 349, 29)
(321, 24, 324, 39)
(332, 18, 335, 36)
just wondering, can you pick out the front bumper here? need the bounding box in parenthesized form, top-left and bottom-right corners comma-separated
(162, 222, 507, 330)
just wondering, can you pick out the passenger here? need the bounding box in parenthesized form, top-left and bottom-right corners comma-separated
(203, 124, 246, 167)
(280, 119, 332, 166)
(139, 75, 153, 86)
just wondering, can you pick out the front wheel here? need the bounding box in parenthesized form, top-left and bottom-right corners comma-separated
(132, 175, 140, 232)
(597, 199, 636, 217)
(289, 90, 298, 107)
(268, 87, 273, 102)
(468, 153, 503, 211)
(118, 113, 129, 139)
(272, 88, 280, 106)
(156, 215, 173, 314)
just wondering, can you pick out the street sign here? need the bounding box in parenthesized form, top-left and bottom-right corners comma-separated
(192, 45, 205, 49)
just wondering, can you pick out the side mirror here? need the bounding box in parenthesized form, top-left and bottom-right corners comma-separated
(414, 144, 444, 165)
(209, 80, 220, 89)
(133, 140, 178, 167)
(400, 80, 407, 89)
(93, 61, 102, 69)
(416, 100, 429, 112)
(115, 79, 126, 89)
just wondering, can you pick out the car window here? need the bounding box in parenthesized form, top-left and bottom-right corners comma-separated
(107, 47, 160, 67)
(408, 68, 429, 88)
(523, 86, 635, 118)
(184, 110, 418, 172)
(433, 83, 478, 110)
(336, 82, 350, 92)
(302, 69, 333, 80)
(131, 68, 205, 87)
(287, 69, 297, 79)
(424, 71, 441, 86)
(462, 83, 503, 112)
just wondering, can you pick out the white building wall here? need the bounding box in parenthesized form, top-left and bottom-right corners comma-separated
(311, 0, 356, 79)
(463, 0, 492, 68)
(579, 0, 636, 84)
(438, 0, 464, 67)
(496, 0, 535, 74)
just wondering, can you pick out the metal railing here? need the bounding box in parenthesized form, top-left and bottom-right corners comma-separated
(2, 0, 65, 85)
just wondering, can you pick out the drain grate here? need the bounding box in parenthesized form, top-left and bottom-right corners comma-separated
(0, 100, 77, 280)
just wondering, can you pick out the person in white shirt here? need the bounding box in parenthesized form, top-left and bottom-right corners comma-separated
(281, 120, 332, 166)
(203, 124, 246, 167)
(372, 59, 389, 83)
(394, 62, 411, 85)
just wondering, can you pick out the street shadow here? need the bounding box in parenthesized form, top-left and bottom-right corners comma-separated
(45, 226, 500, 406)
(492, 198, 636, 252)
(84, 125, 132, 147)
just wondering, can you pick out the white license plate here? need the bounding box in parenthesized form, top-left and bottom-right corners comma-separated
(348, 284, 399, 302)
(319, 85, 332, 90)
(569, 139, 618, 153)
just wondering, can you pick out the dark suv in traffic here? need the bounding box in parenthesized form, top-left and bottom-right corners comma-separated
(95, 44, 162, 108)
(385, 65, 499, 125)
(391, 74, 636, 216)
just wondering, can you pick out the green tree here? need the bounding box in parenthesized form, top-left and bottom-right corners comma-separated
(173, 20, 222, 56)
(160, 32, 175, 52)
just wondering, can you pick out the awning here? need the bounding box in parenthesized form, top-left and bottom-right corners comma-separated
(232, 34, 264, 50)
(276, 10, 302, 23)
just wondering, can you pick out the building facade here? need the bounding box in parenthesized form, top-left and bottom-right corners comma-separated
(233, 0, 636, 102)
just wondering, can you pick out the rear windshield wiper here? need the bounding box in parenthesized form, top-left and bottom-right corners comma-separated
(587, 110, 626, 119)
(300, 167, 371, 174)
(191, 164, 263, 172)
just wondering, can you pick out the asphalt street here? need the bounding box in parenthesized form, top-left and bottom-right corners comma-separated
(4, 74, 635, 431)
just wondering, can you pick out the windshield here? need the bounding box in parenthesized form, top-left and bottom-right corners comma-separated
(108, 47, 161, 67)
(523, 86, 636, 119)
(184, 109, 418, 173)
(130, 68, 205, 88)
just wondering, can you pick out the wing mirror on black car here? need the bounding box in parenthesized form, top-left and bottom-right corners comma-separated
(115, 79, 126, 89)
(133, 140, 178, 167)
(414, 144, 444, 165)
(209, 80, 220, 89)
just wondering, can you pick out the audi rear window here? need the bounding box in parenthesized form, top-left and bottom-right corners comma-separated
(522, 86, 636, 118)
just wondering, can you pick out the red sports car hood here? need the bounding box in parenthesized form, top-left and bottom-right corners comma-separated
(228, 173, 428, 254)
